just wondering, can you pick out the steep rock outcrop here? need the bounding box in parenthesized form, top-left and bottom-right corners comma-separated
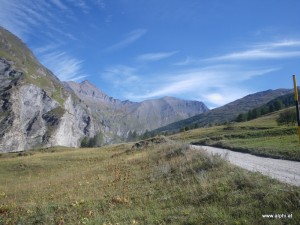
(0, 81, 97, 152)
(50, 96, 96, 147)
(0, 27, 98, 152)
(0, 83, 58, 152)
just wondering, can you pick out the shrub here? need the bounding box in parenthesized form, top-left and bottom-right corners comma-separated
(80, 132, 104, 148)
(276, 109, 297, 126)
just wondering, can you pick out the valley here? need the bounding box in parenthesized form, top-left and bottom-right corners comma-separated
(171, 107, 300, 161)
(1, 9, 300, 225)
(0, 26, 208, 152)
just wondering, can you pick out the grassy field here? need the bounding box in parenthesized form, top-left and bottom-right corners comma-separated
(171, 109, 300, 161)
(0, 138, 300, 224)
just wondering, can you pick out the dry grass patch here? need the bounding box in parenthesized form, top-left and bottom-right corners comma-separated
(0, 140, 299, 224)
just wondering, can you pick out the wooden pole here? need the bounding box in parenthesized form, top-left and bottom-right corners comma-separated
(293, 75, 300, 143)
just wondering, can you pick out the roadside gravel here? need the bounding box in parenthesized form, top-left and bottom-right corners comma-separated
(192, 145, 300, 187)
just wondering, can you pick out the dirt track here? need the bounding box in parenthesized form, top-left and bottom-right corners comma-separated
(192, 145, 300, 187)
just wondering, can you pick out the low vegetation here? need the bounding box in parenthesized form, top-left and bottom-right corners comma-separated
(171, 108, 300, 161)
(235, 93, 295, 122)
(1, 139, 299, 224)
(81, 132, 105, 148)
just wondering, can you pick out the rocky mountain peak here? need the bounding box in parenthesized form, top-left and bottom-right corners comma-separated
(65, 80, 121, 104)
(0, 26, 210, 152)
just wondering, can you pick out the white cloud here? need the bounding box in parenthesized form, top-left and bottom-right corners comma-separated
(202, 88, 249, 108)
(136, 51, 178, 62)
(105, 29, 147, 52)
(255, 40, 300, 49)
(123, 65, 280, 106)
(174, 39, 300, 66)
(39, 50, 87, 81)
(0, 0, 88, 82)
(0, 0, 76, 42)
(207, 50, 300, 61)
(34, 43, 61, 54)
(0, 0, 51, 39)
(206, 40, 300, 62)
(101, 65, 139, 87)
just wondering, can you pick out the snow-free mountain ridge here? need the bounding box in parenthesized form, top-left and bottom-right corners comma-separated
(0, 26, 208, 152)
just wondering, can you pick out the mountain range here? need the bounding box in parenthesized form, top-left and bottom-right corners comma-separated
(0, 27, 208, 152)
(154, 88, 292, 134)
(0, 26, 293, 152)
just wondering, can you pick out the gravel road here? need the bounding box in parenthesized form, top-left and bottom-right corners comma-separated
(192, 145, 300, 187)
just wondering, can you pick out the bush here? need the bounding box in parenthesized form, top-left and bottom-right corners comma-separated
(80, 132, 104, 148)
(276, 109, 297, 126)
(80, 137, 89, 147)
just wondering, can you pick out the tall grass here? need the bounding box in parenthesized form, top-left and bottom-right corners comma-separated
(0, 141, 299, 224)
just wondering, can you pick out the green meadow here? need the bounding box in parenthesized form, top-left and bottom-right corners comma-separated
(0, 139, 299, 224)
(172, 108, 300, 161)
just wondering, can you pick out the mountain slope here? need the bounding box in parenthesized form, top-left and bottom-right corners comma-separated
(65, 80, 209, 135)
(154, 89, 292, 133)
(0, 27, 209, 152)
(0, 27, 99, 152)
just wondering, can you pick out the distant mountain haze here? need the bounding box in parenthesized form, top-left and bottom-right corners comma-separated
(64, 80, 209, 134)
(0, 27, 208, 152)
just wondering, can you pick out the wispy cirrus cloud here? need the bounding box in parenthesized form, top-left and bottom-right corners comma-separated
(206, 40, 300, 62)
(134, 65, 278, 99)
(174, 40, 300, 66)
(166, 39, 300, 106)
(0, 0, 90, 81)
(0, 0, 85, 43)
(255, 40, 300, 48)
(136, 51, 178, 62)
(38, 49, 87, 81)
(0, 0, 52, 39)
(104, 63, 279, 107)
(207, 49, 300, 61)
(50, 0, 67, 10)
(101, 65, 139, 87)
(105, 29, 147, 52)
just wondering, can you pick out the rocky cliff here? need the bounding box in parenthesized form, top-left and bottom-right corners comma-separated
(0, 27, 98, 152)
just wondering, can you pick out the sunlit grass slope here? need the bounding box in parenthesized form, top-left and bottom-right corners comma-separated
(1, 138, 300, 224)
(172, 108, 300, 161)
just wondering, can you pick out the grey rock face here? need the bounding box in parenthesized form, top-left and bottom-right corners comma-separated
(50, 96, 97, 147)
(0, 58, 22, 91)
(65, 80, 121, 104)
(0, 58, 97, 152)
(0, 84, 58, 152)
(66, 81, 209, 137)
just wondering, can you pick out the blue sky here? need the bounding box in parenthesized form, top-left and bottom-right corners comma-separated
(1, 0, 300, 108)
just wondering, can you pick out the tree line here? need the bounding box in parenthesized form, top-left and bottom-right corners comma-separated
(235, 94, 295, 122)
